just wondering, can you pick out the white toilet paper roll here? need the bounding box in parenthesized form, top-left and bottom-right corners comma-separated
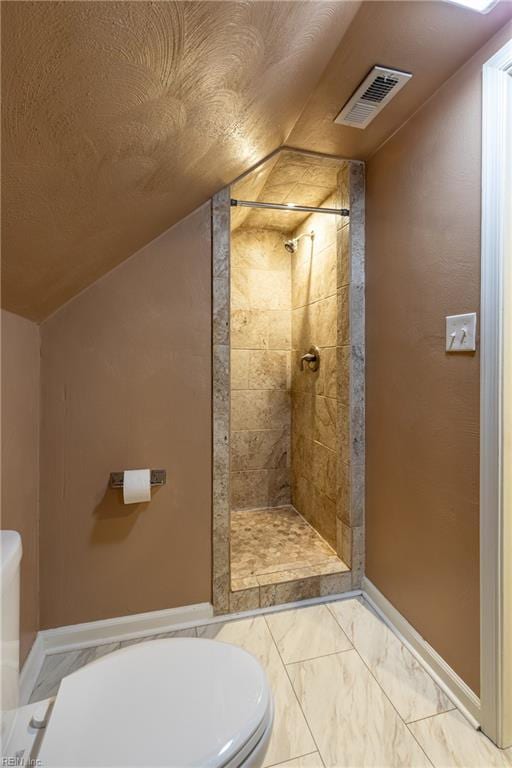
(123, 469, 151, 504)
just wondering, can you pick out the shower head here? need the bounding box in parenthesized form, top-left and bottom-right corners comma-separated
(283, 230, 315, 254)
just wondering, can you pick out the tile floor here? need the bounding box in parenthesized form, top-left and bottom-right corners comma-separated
(230, 506, 348, 591)
(30, 596, 512, 767)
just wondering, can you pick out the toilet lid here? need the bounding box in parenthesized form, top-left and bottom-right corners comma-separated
(38, 638, 272, 768)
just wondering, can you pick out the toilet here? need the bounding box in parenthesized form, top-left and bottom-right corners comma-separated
(1, 531, 273, 767)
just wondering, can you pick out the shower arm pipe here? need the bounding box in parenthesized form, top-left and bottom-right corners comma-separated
(230, 198, 349, 217)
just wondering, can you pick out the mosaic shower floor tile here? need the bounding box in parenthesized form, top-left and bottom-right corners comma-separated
(230, 505, 348, 591)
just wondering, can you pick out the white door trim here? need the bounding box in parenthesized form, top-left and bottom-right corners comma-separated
(480, 37, 512, 749)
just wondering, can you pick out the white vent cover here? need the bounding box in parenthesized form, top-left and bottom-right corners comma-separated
(334, 66, 412, 129)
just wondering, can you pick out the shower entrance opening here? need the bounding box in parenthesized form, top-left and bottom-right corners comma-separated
(212, 148, 365, 613)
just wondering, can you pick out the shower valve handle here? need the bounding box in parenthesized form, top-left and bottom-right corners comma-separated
(300, 346, 320, 371)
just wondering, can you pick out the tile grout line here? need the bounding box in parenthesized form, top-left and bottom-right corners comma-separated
(325, 600, 437, 768)
(406, 707, 457, 726)
(264, 752, 319, 768)
(263, 612, 326, 768)
(284, 647, 355, 668)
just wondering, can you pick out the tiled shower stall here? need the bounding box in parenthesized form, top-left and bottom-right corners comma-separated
(212, 150, 365, 613)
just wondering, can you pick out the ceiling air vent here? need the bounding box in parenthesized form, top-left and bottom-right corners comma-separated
(334, 66, 412, 129)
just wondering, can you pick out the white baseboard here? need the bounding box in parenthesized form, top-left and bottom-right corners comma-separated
(40, 602, 214, 655)
(20, 591, 362, 700)
(363, 577, 481, 727)
(21, 584, 480, 730)
(19, 634, 45, 706)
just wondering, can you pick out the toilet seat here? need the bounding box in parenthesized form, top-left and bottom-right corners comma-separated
(37, 638, 273, 768)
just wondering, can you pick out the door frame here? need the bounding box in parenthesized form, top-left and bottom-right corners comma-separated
(480, 37, 512, 749)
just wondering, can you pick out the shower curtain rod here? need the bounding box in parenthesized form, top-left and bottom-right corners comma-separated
(230, 198, 349, 217)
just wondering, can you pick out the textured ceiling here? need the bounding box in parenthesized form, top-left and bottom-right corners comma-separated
(288, 0, 512, 158)
(231, 150, 343, 233)
(2, 0, 512, 320)
(2, 0, 358, 320)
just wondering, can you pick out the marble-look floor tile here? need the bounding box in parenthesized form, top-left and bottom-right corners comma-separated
(119, 627, 197, 648)
(288, 650, 432, 768)
(270, 753, 325, 767)
(197, 616, 315, 767)
(409, 709, 512, 768)
(265, 604, 351, 664)
(328, 598, 453, 723)
(30, 643, 119, 702)
(30, 629, 197, 702)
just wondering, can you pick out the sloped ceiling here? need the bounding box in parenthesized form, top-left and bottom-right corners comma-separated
(288, 0, 512, 158)
(2, 0, 512, 320)
(2, 0, 359, 320)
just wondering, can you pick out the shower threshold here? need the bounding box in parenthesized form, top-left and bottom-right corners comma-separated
(230, 505, 349, 593)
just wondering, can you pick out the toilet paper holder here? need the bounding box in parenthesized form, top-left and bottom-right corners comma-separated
(110, 469, 166, 489)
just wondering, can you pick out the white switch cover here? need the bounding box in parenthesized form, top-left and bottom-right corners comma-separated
(446, 313, 477, 352)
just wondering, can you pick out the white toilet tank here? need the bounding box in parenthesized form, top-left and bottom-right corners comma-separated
(1, 531, 22, 745)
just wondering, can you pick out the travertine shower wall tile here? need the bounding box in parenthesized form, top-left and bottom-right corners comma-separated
(291, 306, 311, 350)
(312, 488, 337, 548)
(231, 228, 290, 272)
(231, 349, 249, 390)
(232, 267, 290, 311)
(289, 165, 365, 570)
(231, 309, 267, 349)
(292, 390, 315, 431)
(231, 468, 290, 511)
(337, 456, 350, 525)
(291, 188, 341, 553)
(337, 403, 350, 465)
(231, 309, 291, 350)
(292, 475, 313, 524)
(231, 427, 290, 472)
(268, 311, 292, 349)
(337, 224, 350, 288)
(292, 248, 313, 309)
(260, 576, 321, 608)
(314, 396, 337, 450)
(250, 350, 291, 390)
(230, 228, 292, 516)
(311, 242, 336, 303)
(314, 295, 337, 347)
(302, 164, 340, 189)
(337, 346, 350, 406)
(291, 432, 314, 480)
(320, 346, 337, 399)
(231, 389, 290, 431)
(337, 285, 350, 345)
(312, 441, 336, 501)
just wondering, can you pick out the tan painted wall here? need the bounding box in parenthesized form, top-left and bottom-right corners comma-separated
(39, 204, 212, 629)
(366, 21, 512, 696)
(230, 228, 291, 511)
(1, 310, 40, 663)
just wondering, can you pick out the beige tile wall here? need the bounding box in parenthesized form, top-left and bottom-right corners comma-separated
(291, 180, 349, 552)
(230, 228, 292, 510)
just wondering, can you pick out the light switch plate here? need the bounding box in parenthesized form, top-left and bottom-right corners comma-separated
(446, 312, 477, 352)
